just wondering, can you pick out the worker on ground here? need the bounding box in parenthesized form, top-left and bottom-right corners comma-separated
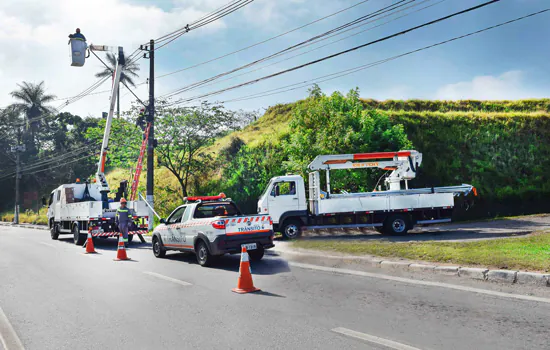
(116, 198, 133, 247)
(68, 28, 86, 41)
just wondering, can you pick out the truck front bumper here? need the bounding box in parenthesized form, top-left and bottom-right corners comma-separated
(209, 231, 275, 255)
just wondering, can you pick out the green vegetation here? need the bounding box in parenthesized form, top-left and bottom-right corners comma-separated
(2, 79, 550, 222)
(1, 210, 48, 225)
(292, 232, 550, 272)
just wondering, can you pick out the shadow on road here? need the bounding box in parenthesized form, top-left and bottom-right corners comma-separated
(58, 237, 152, 251)
(284, 217, 550, 243)
(161, 250, 291, 276)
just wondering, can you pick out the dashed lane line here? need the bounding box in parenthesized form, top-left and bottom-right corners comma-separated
(143, 271, 192, 286)
(332, 327, 422, 350)
(0, 305, 24, 350)
(289, 262, 550, 304)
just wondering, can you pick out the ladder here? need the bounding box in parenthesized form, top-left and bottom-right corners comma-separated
(129, 122, 151, 201)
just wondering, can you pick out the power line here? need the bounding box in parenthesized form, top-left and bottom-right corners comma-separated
(126, 0, 255, 67)
(155, 0, 372, 80)
(21, 152, 98, 177)
(218, 8, 550, 104)
(170, 0, 444, 95)
(165, 0, 504, 106)
(0, 143, 99, 177)
(159, 0, 418, 99)
(0, 149, 99, 181)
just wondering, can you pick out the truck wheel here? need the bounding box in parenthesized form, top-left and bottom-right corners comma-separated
(73, 225, 86, 245)
(195, 240, 215, 267)
(383, 215, 410, 235)
(281, 220, 302, 240)
(249, 247, 265, 261)
(152, 236, 166, 258)
(50, 222, 59, 240)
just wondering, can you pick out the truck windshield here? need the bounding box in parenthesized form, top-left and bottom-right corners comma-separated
(194, 202, 241, 218)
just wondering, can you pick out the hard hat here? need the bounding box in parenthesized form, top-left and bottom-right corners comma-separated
(120, 198, 127, 203)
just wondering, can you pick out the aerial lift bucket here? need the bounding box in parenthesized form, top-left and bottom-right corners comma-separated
(69, 38, 87, 67)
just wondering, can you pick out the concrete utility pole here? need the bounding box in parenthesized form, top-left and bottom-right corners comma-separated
(141, 39, 155, 231)
(11, 145, 25, 224)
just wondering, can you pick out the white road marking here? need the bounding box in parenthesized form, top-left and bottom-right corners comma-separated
(290, 262, 550, 304)
(38, 242, 55, 249)
(0, 305, 24, 350)
(143, 271, 192, 286)
(332, 327, 421, 350)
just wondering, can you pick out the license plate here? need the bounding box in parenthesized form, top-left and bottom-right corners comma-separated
(242, 243, 257, 251)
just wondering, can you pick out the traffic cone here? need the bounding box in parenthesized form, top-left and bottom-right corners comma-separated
(84, 231, 96, 254)
(113, 235, 130, 261)
(232, 247, 260, 294)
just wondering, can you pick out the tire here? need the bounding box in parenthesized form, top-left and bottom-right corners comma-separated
(152, 236, 166, 258)
(50, 221, 59, 240)
(195, 240, 215, 267)
(248, 247, 265, 262)
(73, 224, 86, 245)
(383, 215, 410, 235)
(281, 220, 302, 240)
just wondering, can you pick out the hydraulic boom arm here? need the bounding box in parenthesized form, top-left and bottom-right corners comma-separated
(94, 46, 125, 197)
(308, 151, 423, 191)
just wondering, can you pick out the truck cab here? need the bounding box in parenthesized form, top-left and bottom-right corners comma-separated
(257, 175, 308, 239)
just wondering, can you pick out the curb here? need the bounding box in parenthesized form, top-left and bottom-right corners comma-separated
(273, 248, 550, 288)
(0, 222, 49, 231)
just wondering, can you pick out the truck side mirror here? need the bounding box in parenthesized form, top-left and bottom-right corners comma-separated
(41, 197, 47, 206)
(160, 218, 166, 224)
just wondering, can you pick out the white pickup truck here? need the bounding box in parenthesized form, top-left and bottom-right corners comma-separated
(152, 194, 274, 266)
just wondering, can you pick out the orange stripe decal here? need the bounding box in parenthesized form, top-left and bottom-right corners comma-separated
(164, 244, 193, 249)
(227, 229, 271, 236)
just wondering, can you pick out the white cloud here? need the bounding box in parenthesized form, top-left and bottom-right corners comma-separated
(0, 0, 231, 116)
(435, 70, 545, 100)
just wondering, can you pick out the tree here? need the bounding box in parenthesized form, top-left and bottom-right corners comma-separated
(285, 87, 412, 193)
(156, 102, 240, 199)
(8, 81, 56, 152)
(94, 53, 140, 118)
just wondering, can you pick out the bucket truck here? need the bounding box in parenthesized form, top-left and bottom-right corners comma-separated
(257, 150, 477, 239)
(47, 45, 149, 245)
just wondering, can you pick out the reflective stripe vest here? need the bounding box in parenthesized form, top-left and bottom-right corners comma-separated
(116, 207, 133, 225)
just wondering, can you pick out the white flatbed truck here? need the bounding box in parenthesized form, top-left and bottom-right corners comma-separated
(257, 150, 476, 239)
(47, 45, 149, 244)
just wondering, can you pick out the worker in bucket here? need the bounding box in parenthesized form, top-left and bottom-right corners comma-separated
(68, 28, 86, 41)
(115, 198, 133, 246)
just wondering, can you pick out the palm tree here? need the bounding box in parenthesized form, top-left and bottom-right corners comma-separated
(95, 53, 140, 118)
(9, 81, 56, 150)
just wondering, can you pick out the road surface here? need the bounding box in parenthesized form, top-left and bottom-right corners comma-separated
(1, 225, 549, 350)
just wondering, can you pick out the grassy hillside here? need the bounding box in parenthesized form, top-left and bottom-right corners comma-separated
(105, 97, 550, 219)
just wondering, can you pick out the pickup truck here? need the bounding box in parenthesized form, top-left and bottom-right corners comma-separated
(152, 194, 274, 266)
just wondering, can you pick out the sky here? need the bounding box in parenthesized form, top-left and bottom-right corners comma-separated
(0, 0, 548, 118)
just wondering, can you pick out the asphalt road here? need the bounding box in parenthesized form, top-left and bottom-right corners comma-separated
(1, 226, 550, 350)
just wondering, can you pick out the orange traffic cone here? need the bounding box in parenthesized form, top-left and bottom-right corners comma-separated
(84, 231, 96, 254)
(113, 235, 130, 261)
(232, 247, 260, 294)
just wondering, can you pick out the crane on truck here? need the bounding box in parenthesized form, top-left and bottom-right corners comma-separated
(258, 150, 476, 239)
(47, 42, 150, 245)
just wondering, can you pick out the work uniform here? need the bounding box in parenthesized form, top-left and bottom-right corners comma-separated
(69, 32, 86, 41)
(116, 206, 134, 242)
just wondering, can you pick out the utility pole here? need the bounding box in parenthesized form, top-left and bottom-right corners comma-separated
(141, 39, 155, 231)
(11, 145, 25, 224)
